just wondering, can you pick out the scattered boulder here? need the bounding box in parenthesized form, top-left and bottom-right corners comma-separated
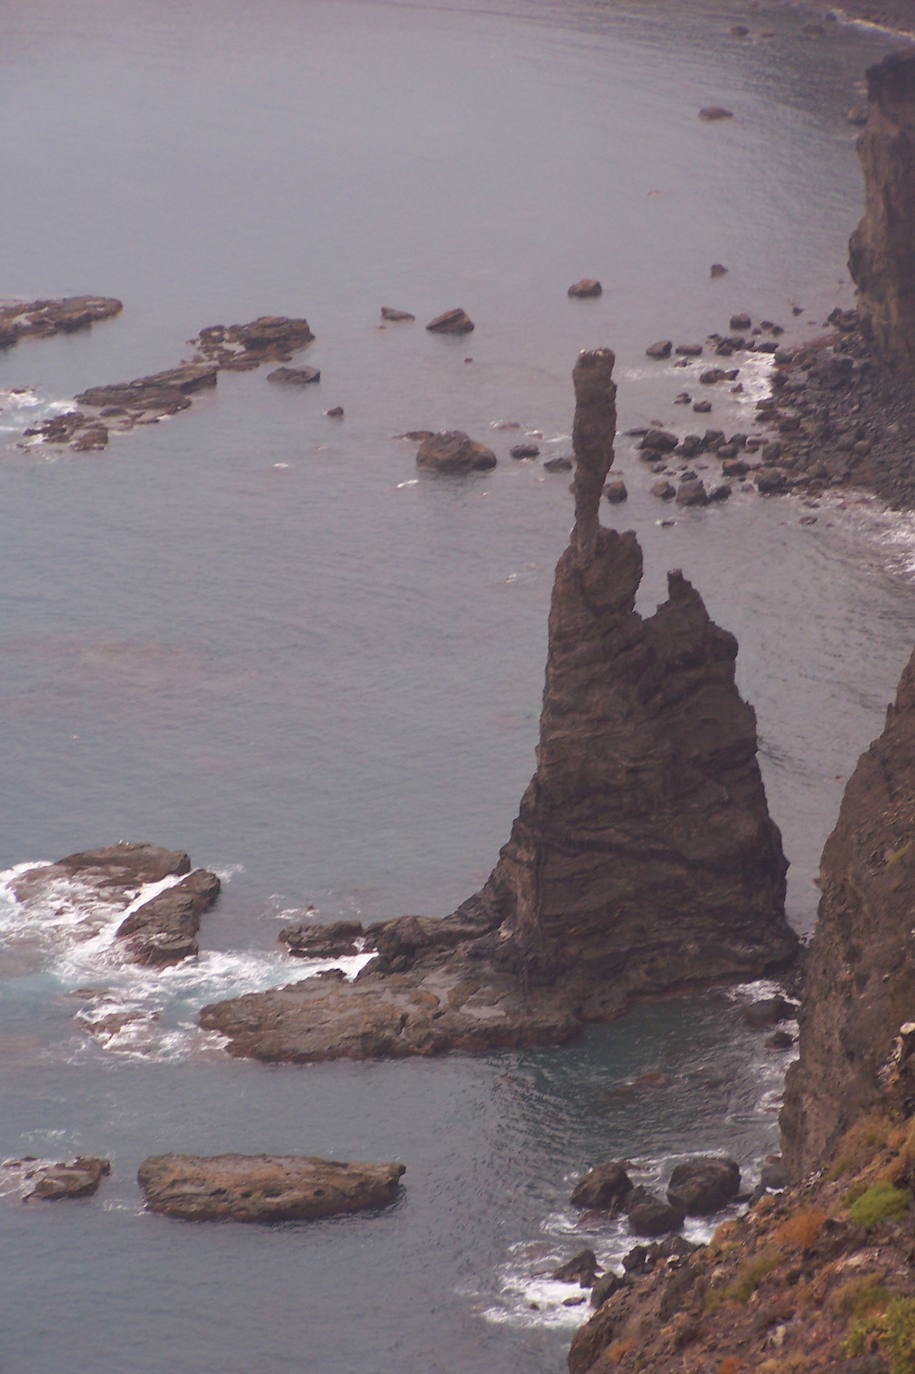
(651, 479, 676, 500)
(552, 1248, 601, 1285)
(698, 106, 734, 121)
(425, 308, 474, 334)
(510, 443, 540, 459)
(675, 343, 703, 356)
(137, 1153, 405, 1222)
(590, 1271, 629, 1308)
(729, 312, 752, 331)
(638, 429, 678, 453)
(570, 1161, 633, 1211)
(676, 478, 708, 506)
(325, 406, 344, 418)
(742, 995, 797, 1028)
(666, 1156, 740, 1215)
(380, 307, 415, 322)
(604, 479, 628, 504)
(24, 1156, 111, 1200)
(699, 368, 726, 385)
(755, 468, 789, 495)
(625, 1187, 685, 1237)
(266, 366, 320, 385)
(622, 1234, 698, 1274)
(416, 430, 497, 473)
(710, 263, 728, 277)
(568, 280, 603, 298)
(759, 1159, 789, 1191)
(645, 340, 672, 359)
(543, 455, 573, 472)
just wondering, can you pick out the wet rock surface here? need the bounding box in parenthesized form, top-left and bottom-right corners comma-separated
(425, 307, 474, 334)
(137, 1153, 405, 1221)
(0, 295, 122, 348)
(114, 868, 221, 966)
(666, 1156, 740, 1214)
(415, 430, 497, 472)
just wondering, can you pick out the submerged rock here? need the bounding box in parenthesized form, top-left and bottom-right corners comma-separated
(266, 366, 321, 385)
(137, 1153, 405, 1221)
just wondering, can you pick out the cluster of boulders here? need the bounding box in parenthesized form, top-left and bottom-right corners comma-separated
(548, 1150, 790, 1312)
(6, 1152, 404, 1220)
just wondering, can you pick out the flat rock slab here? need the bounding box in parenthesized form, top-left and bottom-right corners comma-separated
(11, 842, 191, 906)
(137, 1153, 405, 1221)
(199, 968, 580, 1062)
(0, 296, 122, 348)
(267, 366, 321, 385)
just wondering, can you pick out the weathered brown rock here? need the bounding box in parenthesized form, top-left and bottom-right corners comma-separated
(570, 1161, 633, 1211)
(11, 842, 191, 905)
(698, 106, 734, 120)
(666, 1156, 740, 1214)
(380, 306, 415, 322)
(279, 920, 363, 959)
(415, 430, 497, 472)
(137, 1153, 404, 1221)
(75, 364, 217, 411)
(266, 365, 320, 385)
(425, 308, 474, 335)
(114, 868, 221, 966)
(22, 1156, 111, 1200)
(568, 279, 603, 298)
(200, 350, 794, 1062)
(0, 296, 122, 349)
(782, 644, 915, 1177)
(849, 51, 915, 367)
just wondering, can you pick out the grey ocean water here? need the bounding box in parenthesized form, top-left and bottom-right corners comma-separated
(1, 2, 914, 1371)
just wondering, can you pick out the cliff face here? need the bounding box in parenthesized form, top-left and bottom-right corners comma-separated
(201, 350, 795, 1061)
(781, 646, 915, 1178)
(849, 50, 915, 367)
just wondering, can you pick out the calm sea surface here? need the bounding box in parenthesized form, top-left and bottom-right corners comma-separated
(1, 2, 914, 1371)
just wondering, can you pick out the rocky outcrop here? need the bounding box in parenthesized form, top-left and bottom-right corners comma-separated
(200, 350, 795, 1062)
(11, 842, 192, 904)
(415, 430, 497, 473)
(849, 51, 915, 367)
(189, 316, 315, 369)
(114, 868, 221, 966)
(425, 308, 474, 334)
(137, 1153, 404, 1221)
(0, 296, 122, 348)
(14, 1156, 111, 1200)
(266, 365, 320, 385)
(781, 645, 915, 1178)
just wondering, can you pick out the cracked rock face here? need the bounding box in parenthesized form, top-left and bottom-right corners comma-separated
(200, 349, 795, 1062)
(782, 646, 915, 1178)
(849, 51, 915, 366)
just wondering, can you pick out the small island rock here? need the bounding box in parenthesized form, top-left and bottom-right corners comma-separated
(425, 308, 474, 334)
(416, 430, 496, 472)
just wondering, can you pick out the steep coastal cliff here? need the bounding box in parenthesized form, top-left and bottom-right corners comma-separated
(850, 50, 915, 367)
(200, 350, 796, 1061)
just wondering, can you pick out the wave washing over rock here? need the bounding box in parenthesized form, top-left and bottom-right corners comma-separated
(199, 350, 798, 1064)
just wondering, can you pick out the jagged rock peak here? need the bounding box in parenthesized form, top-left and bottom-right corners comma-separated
(849, 49, 915, 367)
(571, 347, 617, 563)
(782, 645, 915, 1178)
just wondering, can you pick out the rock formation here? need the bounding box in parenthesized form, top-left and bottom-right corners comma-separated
(781, 644, 915, 1178)
(13, 1156, 111, 1201)
(137, 1153, 405, 1222)
(415, 430, 497, 472)
(0, 296, 122, 348)
(849, 50, 915, 367)
(11, 842, 220, 967)
(200, 349, 795, 1063)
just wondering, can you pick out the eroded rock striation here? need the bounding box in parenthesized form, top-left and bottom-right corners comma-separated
(781, 645, 915, 1178)
(849, 50, 915, 367)
(200, 349, 795, 1062)
(137, 1153, 404, 1222)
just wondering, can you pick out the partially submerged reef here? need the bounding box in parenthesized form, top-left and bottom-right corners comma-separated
(198, 348, 797, 1063)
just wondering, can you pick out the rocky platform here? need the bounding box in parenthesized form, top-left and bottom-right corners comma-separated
(9, 1155, 111, 1201)
(200, 350, 796, 1063)
(137, 1153, 405, 1221)
(0, 295, 122, 348)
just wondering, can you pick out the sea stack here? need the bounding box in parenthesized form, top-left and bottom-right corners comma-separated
(849, 50, 915, 367)
(781, 645, 915, 1178)
(200, 350, 795, 1062)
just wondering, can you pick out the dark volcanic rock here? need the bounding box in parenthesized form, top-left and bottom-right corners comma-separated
(590, 1271, 629, 1307)
(782, 644, 915, 1176)
(570, 1161, 633, 1211)
(114, 868, 221, 966)
(199, 349, 795, 1063)
(645, 340, 672, 358)
(849, 51, 915, 367)
(603, 478, 628, 504)
(425, 308, 474, 334)
(0, 295, 122, 349)
(137, 1153, 405, 1221)
(552, 1248, 601, 1285)
(625, 1187, 684, 1237)
(666, 1156, 740, 1214)
(416, 430, 496, 472)
(267, 366, 321, 385)
(24, 1156, 111, 1200)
